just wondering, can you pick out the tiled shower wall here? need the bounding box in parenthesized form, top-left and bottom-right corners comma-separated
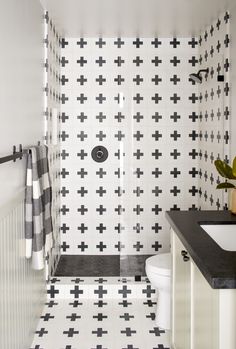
(198, 11, 230, 210)
(44, 12, 61, 278)
(60, 38, 198, 256)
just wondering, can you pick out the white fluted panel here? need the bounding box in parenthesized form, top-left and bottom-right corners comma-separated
(0, 191, 46, 349)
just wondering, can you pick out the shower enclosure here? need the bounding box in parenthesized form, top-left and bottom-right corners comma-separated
(54, 36, 199, 278)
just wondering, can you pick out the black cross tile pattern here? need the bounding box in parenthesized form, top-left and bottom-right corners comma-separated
(198, 12, 230, 210)
(30, 299, 170, 349)
(43, 14, 61, 280)
(60, 37, 198, 257)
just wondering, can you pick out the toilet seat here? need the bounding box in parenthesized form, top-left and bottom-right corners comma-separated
(146, 253, 171, 276)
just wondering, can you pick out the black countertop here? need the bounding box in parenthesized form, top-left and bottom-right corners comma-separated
(166, 210, 236, 289)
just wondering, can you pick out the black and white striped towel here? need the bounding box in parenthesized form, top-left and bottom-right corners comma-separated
(25, 145, 53, 270)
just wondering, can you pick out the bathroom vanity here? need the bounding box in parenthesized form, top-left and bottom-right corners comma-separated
(166, 211, 236, 349)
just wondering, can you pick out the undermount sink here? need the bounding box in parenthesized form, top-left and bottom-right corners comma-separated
(200, 224, 236, 251)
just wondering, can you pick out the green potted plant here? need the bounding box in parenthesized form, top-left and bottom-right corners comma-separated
(214, 156, 236, 214)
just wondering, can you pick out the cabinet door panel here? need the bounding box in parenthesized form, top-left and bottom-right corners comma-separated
(172, 230, 191, 349)
(192, 262, 219, 349)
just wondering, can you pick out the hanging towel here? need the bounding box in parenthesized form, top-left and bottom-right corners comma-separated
(25, 145, 53, 270)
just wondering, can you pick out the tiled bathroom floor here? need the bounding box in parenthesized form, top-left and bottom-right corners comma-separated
(30, 298, 170, 349)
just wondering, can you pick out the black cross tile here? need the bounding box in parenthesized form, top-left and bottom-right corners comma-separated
(77, 75, 87, 85)
(146, 312, 156, 320)
(95, 278, 108, 283)
(188, 38, 198, 48)
(96, 242, 107, 252)
(77, 112, 88, 122)
(96, 222, 107, 233)
(77, 38, 87, 48)
(96, 75, 106, 85)
(66, 313, 81, 321)
(133, 38, 143, 48)
(143, 300, 157, 307)
(153, 345, 170, 349)
(114, 223, 125, 233)
(121, 327, 136, 336)
(76, 57, 87, 66)
(47, 285, 59, 298)
(70, 286, 84, 298)
(77, 168, 88, 178)
(93, 313, 108, 321)
(118, 285, 132, 298)
(95, 56, 106, 66)
(71, 278, 85, 283)
(94, 300, 108, 307)
(96, 168, 107, 178)
(77, 223, 88, 234)
(61, 75, 68, 85)
(114, 112, 125, 123)
(118, 300, 132, 307)
(133, 168, 144, 178)
(61, 56, 68, 67)
(152, 75, 162, 85)
(61, 38, 68, 48)
(170, 37, 180, 48)
(133, 241, 143, 251)
(77, 242, 88, 251)
(61, 241, 69, 252)
(92, 328, 108, 337)
(133, 112, 143, 123)
(115, 131, 125, 141)
(77, 205, 88, 215)
(69, 300, 83, 307)
(114, 75, 125, 85)
(61, 150, 69, 160)
(96, 112, 106, 123)
(50, 277, 61, 284)
(152, 223, 162, 233)
(77, 93, 88, 104)
(77, 187, 88, 197)
(114, 37, 125, 47)
(133, 131, 143, 141)
(96, 131, 106, 141)
(63, 328, 79, 337)
(133, 75, 143, 85)
(149, 327, 165, 336)
(142, 285, 156, 298)
(152, 241, 162, 251)
(96, 205, 106, 215)
(152, 93, 162, 104)
(77, 149, 88, 159)
(35, 328, 48, 337)
(151, 56, 162, 66)
(170, 74, 180, 85)
(94, 286, 108, 298)
(152, 205, 162, 215)
(120, 313, 135, 321)
(40, 313, 54, 321)
(170, 93, 180, 104)
(96, 93, 106, 104)
(133, 56, 143, 66)
(96, 38, 106, 48)
(30, 345, 44, 349)
(133, 93, 143, 104)
(170, 56, 180, 66)
(122, 346, 139, 349)
(114, 56, 125, 66)
(151, 38, 162, 47)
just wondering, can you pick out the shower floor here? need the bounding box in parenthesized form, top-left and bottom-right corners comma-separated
(54, 255, 152, 277)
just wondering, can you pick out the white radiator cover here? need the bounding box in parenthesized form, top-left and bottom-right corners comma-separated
(0, 191, 45, 349)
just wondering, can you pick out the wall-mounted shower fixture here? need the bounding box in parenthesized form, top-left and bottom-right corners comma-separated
(189, 68, 209, 83)
(91, 145, 108, 162)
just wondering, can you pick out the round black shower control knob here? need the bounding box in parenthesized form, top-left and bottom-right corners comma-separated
(91, 146, 108, 163)
(183, 255, 190, 262)
(181, 250, 188, 257)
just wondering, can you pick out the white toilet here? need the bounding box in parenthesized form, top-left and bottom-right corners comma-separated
(145, 252, 171, 330)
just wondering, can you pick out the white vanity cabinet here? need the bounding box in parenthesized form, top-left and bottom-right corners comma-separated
(171, 228, 236, 349)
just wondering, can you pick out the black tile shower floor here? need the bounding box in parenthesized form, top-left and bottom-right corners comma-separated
(54, 255, 152, 277)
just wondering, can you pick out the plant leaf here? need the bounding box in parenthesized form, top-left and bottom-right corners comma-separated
(233, 156, 236, 177)
(214, 160, 236, 179)
(216, 182, 236, 189)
